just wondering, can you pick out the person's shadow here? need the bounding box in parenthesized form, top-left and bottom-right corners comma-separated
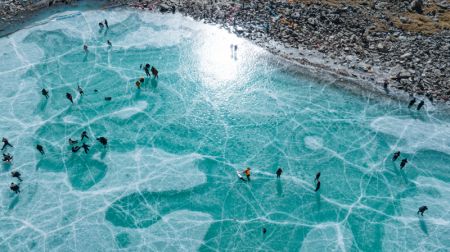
(392, 161, 409, 184)
(8, 194, 20, 210)
(38, 97, 48, 111)
(276, 179, 283, 197)
(151, 78, 158, 89)
(2, 162, 12, 172)
(315, 191, 321, 211)
(399, 169, 409, 184)
(419, 218, 428, 235)
(99, 148, 107, 160)
(134, 88, 141, 99)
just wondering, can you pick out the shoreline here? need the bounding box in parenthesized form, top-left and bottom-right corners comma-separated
(0, 0, 111, 37)
(1, 0, 449, 110)
(109, 0, 450, 111)
(125, 0, 449, 106)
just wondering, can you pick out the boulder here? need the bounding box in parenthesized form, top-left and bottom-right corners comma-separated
(357, 63, 372, 72)
(159, 3, 170, 13)
(410, 0, 424, 14)
(399, 16, 410, 24)
(400, 52, 412, 58)
(377, 42, 387, 52)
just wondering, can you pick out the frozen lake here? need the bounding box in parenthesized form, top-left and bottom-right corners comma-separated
(0, 7, 449, 251)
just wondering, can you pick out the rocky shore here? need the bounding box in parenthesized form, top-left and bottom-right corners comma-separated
(2, 0, 449, 104)
(118, 0, 450, 104)
(0, 0, 74, 33)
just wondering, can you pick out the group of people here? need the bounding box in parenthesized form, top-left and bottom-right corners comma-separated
(408, 97, 425, 111)
(135, 64, 159, 89)
(83, 19, 112, 54)
(392, 151, 408, 169)
(239, 166, 322, 192)
(64, 85, 84, 104)
(141, 63, 159, 78)
(2, 138, 21, 193)
(98, 19, 109, 29)
(3, 132, 108, 194)
(70, 131, 108, 154)
(2, 138, 13, 163)
(393, 150, 427, 216)
(385, 77, 429, 111)
(236, 150, 427, 218)
(42, 19, 161, 103)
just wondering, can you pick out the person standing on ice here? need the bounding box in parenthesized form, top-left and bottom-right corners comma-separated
(400, 158, 408, 169)
(104, 19, 109, 29)
(81, 143, 90, 154)
(243, 167, 251, 181)
(10, 183, 20, 194)
(36, 144, 45, 155)
(83, 44, 88, 53)
(144, 64, 151, 77)
(408, 97, 416, 108)
(41, 88, 49, 98)
(1, 137, 13, 150)
(77, 85, 84, 96)
(81, 131, 89, 141)
(417, 100, 425, 110)
(3, 153, 13, 162)
(66, 93, 73, 103)
(417, 206, 428, 216)
(314, 179, 321, 192)
(96, 137, 108, 147)
(276, 168, 283, 178)
(392, 151, 400, 161)
(314, 172, 321, 182)
(151, 66, 159, 79)
(314, 172, 321, 192)
(11, 170, 22, 182)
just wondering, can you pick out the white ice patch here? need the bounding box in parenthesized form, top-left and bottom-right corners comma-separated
(117, 25, 191, 49)
(140, 210, 213, 251)
(62, 115, 82, 124)
(112, 100, 148, 119)
(304, 136, 324, 150)
(93, 148, 206, 192)
(370, 116, 450, 155)
(300, 223, 354, 252)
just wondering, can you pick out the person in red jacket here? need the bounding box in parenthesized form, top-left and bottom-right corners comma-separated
(243, 167, 251, 181)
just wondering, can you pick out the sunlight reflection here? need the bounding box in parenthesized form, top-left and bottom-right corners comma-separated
(196, 27, 257, 88)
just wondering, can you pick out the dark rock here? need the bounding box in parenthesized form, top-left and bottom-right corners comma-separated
(410, 0, 424, 14)
(159, 3, 170, 13)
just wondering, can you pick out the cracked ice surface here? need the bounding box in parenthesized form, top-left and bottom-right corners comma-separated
(0, 7, 450, 251)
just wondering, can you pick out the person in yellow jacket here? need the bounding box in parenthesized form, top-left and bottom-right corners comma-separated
(243, 167, 251, 181)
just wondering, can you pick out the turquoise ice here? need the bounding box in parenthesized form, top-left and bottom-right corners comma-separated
(0, 7, 450, 251)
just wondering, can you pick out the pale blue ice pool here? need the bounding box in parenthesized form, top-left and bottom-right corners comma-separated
(0, 7, 449, 252)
